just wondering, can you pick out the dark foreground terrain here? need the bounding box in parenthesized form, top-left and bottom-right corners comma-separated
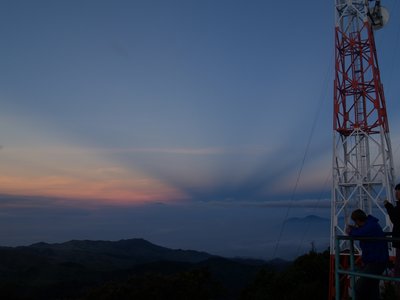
(0, 238, 332, 299)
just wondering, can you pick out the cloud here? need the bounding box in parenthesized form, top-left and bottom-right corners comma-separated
(99, 147, 229, 155)
(0, 173, 186, 204)
(0, 143, 188, 204)
(200, 198, 331, 208)
(0, 194, 331, 259)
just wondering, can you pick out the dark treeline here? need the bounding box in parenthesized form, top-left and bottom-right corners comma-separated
(84, 250, 330, 300)
(0, 239, 396, 299)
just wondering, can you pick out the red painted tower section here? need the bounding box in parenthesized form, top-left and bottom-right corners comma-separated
(334, 21, 388, 136)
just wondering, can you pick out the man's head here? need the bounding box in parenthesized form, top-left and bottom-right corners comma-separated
(351, 209, 368, 227)
(395, 183, 400, 201)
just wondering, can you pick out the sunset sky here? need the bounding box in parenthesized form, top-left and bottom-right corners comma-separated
(1, 0, 400, 259)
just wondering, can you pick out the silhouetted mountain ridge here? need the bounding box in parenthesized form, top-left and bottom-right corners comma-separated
(11, 238, 213, 270)
(286, 214, 329, 223)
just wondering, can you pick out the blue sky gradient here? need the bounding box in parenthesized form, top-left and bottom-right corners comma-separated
(0, 0, 399, 258)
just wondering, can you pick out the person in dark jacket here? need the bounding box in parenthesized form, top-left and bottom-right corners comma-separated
(384, 183, 400, 295)
(347, 209, 388, 300)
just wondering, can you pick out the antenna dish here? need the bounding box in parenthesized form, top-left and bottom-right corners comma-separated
(369, 6, 390, 30)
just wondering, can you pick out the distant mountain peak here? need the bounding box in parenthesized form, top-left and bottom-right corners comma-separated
(30, 241, 50, 247)
(22, 238, 214, 268)
(286, 215, 329, 223)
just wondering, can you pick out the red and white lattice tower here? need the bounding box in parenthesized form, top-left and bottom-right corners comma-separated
(329, 0, 395, 299)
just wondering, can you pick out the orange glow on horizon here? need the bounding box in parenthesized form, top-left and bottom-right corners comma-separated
(0, 174, 188, 205)
(0, 144, 189, 205)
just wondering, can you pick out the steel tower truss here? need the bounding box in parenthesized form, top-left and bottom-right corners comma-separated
(329, 0, 396, 298)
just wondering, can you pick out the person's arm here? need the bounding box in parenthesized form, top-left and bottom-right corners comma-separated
(385, 202, 400, 224)
(348, 221, 375, 236)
